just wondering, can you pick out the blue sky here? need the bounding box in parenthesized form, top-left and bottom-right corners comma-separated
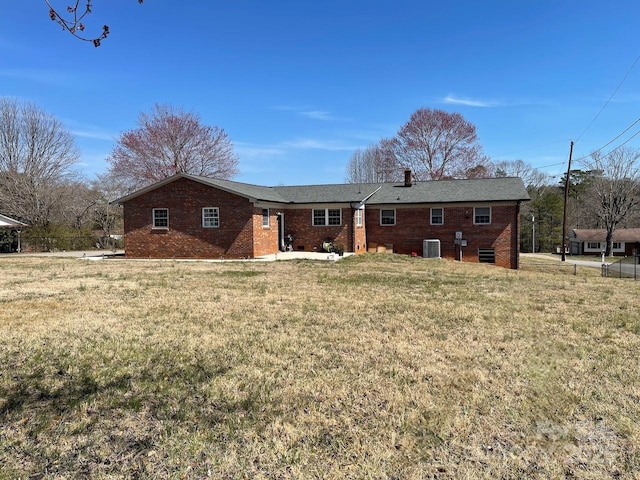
(2, 1, 640, 186)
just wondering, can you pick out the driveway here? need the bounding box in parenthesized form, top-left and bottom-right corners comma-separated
(521, 253, 606, 270)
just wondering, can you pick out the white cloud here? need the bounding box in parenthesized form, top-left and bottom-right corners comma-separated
(300, 110, 334, 121)
(0, 68, 74, 87)
(71, 129, 115, 141)
(281, 138, 359, 151)
(441, 94, 501, 108)
(272, 105, 345, 121)
(235, 142, 286, 158)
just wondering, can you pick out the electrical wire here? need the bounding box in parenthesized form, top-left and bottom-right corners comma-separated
(573, 117, 640, 163)
(575, 53, 640, 143)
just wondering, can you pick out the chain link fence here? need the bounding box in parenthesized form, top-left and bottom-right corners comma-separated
(602, 255, 640, 280)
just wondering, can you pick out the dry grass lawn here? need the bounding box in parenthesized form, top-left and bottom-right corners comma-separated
(0, 254, 638, 479)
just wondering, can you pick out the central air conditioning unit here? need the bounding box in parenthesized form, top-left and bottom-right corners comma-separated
(423, 239, 441, 258)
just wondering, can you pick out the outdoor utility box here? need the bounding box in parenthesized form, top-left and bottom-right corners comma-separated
(423, 239, 441, 258)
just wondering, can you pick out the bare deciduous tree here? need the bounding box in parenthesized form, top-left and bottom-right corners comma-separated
(106, 104, 239, 193)
(0, 98, 79, 226)
(45, 0, 144, 47)
(392, 108, 490, 180)
(92, 172, 126, 248)
(345, 139, 400, 183)
(582, 147, 640, 256)
(494, 159, 550, 189)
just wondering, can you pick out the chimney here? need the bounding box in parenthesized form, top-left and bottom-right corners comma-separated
(404, 168, 412, 187)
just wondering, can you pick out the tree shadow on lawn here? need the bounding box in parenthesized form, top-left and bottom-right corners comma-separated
(0, 357, 254, 477)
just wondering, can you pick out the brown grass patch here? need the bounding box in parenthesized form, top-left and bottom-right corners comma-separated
(0, 254, 638, 478)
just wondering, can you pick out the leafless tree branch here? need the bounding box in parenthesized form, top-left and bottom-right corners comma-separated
(44, 0, 143, 47)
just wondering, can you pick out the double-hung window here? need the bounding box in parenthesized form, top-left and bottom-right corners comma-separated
(587, 242, 600, 249)
(152, 208, 168, 229)
(474, 207, 491, 225)
(262, 208, 270, 227)
(380, 209, 396, 226)
(355, 207, 364, 227)
(327, 209, 341, 225)
(202, 207, 220, 228)
(313, 208, 342, 226)
(430, 208, 444, 225)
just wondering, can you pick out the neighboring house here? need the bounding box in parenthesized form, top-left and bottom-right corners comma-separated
(0, 214, 27, 253)
(113, 171, 530, 269)
(569, 228, 640, 256)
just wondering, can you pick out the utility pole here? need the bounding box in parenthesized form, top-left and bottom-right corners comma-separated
(531, 215, 535, 253)
(561, 141, 574, 262)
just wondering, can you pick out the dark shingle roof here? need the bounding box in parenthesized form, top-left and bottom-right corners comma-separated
(188, 175, 289, 203)
(114, 173, 530, 205)
(274, 183, 381, 204)
(367, 177, 530, 204)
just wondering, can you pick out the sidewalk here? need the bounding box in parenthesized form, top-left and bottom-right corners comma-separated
(4, 250, 352, 262)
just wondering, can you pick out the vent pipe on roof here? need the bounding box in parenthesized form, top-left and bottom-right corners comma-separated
(404, 168, 412, 187)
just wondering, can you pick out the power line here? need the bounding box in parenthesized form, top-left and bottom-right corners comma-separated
(574, 116, 640, 163)
(575, 53, 640, 143)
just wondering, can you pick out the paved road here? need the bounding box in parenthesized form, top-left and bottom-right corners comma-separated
(521, 253, 606, 269)
(522, 252, 639, 278)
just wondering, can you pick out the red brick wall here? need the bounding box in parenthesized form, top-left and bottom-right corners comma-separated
(122, 177, 521, 267)
(353, 208, 367, 255)
(252, 208, 279, 257)
(123, 177, 259, 259)
(281, 207, 353, 252)
(365, 203, 520, 269)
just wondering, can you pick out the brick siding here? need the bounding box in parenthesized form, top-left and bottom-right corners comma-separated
(122, 178, 521, 268)
(365, 203, 520, 269)
(124, 177, 260, 259)
(280, 207, 352, 252)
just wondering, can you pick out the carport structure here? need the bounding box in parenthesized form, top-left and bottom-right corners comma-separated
(0, 214, 27, 253)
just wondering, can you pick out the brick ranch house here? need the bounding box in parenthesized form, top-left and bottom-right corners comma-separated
(114, 172, 530, 269)
(569, 228, 640, 256)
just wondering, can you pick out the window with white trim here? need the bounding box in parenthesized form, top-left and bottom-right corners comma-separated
(380, 209, 396, 226)
(587, 242, 600, 249)
(613, 242, 622, 250)
(262, 208, 270, 227)
(430, 207, 444, 225)
(474, 207, 491, 225)
(313, 208, 342, 226)
(202, 207, 219, 228)
(355, 207, 363, 227)
(328, 209, 341, 225)
(152, 208, 168, 228)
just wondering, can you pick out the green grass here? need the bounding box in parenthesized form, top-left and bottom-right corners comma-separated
(0, 254, 638, 479)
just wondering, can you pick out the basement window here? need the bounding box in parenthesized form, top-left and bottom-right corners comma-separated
(202, 207, 220, 228)
(478, 248, 496, 264)
(152, 208, 169, 229)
